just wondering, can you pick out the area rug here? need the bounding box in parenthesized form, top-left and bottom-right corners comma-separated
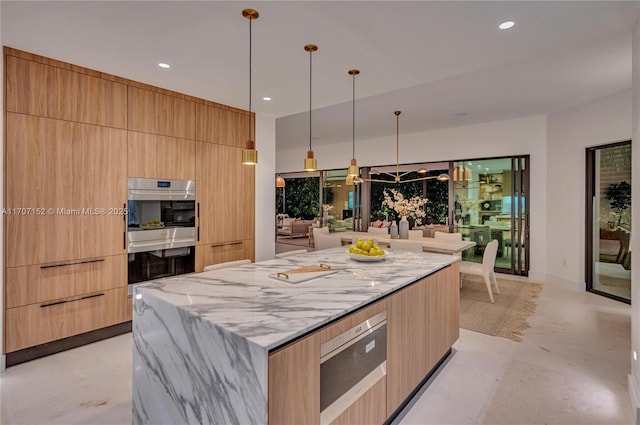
(460, 275, 543, 342)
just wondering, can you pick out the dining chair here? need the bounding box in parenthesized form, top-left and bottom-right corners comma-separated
(408, 230, 423, 239)
(459, 239, 500, 303)
(434, 231, 463, 241)
(203, 259, 251, 272)
(389, 240, 423, 253)
(275, 249, 309, 258)
(314, 233, 342, 250)
(367, 227, 389, 235)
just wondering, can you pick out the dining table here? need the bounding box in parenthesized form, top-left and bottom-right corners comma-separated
(335, 231, 476, 256)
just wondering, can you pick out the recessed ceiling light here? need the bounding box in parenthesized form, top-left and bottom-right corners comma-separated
(158, 63, 171, 69)
(263, 97, 272, 101)
(498, 21, 515, 30)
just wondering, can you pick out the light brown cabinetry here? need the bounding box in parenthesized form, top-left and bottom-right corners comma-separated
(128, 86, 196, 139)
(5, 55, 127, 129)
(5, 113, 127, 267)
(127, 131, 196, 180)
(5, 255, 126, 309)
(196, 103, 250, 147)
(386, 263, 459, 414)
(5, 287, 130, 352)
(195, 141, 255, 270)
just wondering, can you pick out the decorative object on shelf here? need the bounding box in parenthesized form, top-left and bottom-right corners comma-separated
(398, 216, 409, 239)
(303, 44, 319, 171)
(363, 111, 450, 184)
(382, 188, 428, 226)
(276, 175, 285, 188)
(241, 8, 259, 165)
(390, 221, 399, 239)
(346, 69, 363, 185)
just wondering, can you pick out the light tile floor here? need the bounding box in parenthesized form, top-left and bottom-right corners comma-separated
(0, 281, 633, 425)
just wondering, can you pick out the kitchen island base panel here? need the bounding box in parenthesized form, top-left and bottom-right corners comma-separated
(132, 293, 268, 425)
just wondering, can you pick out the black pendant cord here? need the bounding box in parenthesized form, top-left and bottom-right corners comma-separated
(248, 17, 252, 142)
(309, 50, 312, 151)
(352, 73, 355, 159)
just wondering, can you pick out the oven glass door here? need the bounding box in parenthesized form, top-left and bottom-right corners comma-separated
(128, 248, 195, 285)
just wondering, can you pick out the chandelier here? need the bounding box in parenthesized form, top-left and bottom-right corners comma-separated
(365, 111, 449, 184)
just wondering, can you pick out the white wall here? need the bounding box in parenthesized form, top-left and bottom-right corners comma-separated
(546, 90, 632, 290)
(628, 18, 640, 420)
(277, 115, 548, 279)
(255, 114, 277, 261)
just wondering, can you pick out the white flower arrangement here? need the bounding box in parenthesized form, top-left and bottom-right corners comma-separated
(382, 189, 428, 225)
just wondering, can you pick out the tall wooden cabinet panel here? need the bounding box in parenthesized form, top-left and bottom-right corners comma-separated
(5, 113, 127, 267)
(426, 263, 459, 367)
(386, 275, 429, 413)
(5, 55, 127, 128)
(127, 131, 196, 180)
(196, 142, 255, 245)
(128, 86, 196, 139)
(195, 103, 250, 147)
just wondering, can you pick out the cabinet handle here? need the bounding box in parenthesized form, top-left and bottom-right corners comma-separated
(40, 258, 105, 269)
(210, 241, 243, 248)
(40, 292, 105, 308)
(197, 227, 200, 242)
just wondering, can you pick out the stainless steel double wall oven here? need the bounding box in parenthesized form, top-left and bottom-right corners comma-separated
(127, 178, 197, 290)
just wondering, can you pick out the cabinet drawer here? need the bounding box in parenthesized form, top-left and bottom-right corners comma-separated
(195, 240, 255, 272)
(5, 255, 126, 309)
(5, 287, 130, 353)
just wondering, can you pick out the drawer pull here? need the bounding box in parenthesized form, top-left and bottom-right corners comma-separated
(40, 258, 105, 269)
(210, 241, 243, 248)
(40, 292, 105, 308)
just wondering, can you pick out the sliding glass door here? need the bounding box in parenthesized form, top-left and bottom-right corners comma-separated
(586, 142, 631, 303)
(452, 156, 529, 275)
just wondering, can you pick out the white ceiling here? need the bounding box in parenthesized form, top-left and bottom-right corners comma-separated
(2, 1, 639, 150)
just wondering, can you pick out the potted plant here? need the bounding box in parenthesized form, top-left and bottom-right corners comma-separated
(605, 181, 631, 228)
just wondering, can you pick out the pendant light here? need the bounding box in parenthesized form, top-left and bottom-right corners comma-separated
(303, 44, 318, 172)
(275, 175, 285, 188)
(241, 8, 259, 165)
(347, 69, 360, 181)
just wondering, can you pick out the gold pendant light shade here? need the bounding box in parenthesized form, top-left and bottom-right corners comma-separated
(347, 158, 359, 177)
(242, 140, 258, 165)
(304, 150, 317, 172)
(276, 175, 286, 188)
(242, 8, 259, 166)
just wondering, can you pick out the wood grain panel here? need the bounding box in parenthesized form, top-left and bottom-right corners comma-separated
(269, 333, 320, 425)
(196, 142, 255, 244)
(5, 113, 127, 267)
(128, 86, 195, 139)
(386, 275, 429, 414)
(328, 377, 386, 425)
(5, 287, 129, 352)
(195, 240, 255, 272)
(196, 103, 251, 147)
(5, 56, 127, 128)
(5, 47, 250, 116)
(5, 255, 126, 309)
(426, 263, 459, 367)
(127, 131, 196, 180)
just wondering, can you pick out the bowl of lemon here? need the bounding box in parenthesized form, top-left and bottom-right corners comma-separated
(347, 238, 387, 262)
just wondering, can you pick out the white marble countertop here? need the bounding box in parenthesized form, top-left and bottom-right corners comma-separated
(135, 247, 457, 351)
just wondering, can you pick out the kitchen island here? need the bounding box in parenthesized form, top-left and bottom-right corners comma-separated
(132, 247, 460, 425)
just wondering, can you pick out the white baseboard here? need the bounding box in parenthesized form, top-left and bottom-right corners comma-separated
(629, 374, 640, 423)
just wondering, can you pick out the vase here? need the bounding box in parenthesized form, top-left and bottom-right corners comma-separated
(399, 216, 409, 239)
(390, 221, 399, 239)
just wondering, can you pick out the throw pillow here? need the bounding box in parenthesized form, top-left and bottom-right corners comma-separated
(373, 219, 383, 228)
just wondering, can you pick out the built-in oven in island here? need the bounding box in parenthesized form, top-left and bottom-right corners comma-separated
(320, 310, 387, 425)
(127, 178, 197, 294)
